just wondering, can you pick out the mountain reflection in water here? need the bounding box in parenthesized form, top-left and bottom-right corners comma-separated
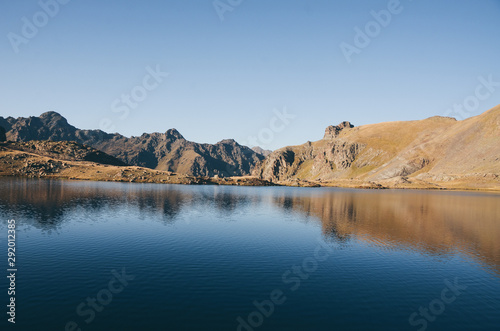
(1, 178, 499, 275)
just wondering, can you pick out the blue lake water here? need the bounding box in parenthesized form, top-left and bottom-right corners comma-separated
(0, 177, 499, 330)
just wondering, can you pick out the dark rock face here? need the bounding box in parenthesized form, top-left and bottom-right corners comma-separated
(0, 112, 264, 176)
(324, 121, 354, 139)
(0, 126, 6, 142)
(5, 111, 78, 142)
(256, 149, 297, 182)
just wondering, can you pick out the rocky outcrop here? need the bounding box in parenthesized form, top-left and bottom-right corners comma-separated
(255, 139, 363, 182)
(368, 157, 430, 180)
(323, 121, 354, 139)
(256, 149, 297, 182)
(326, 140, 362, 170)
(0, 112, 264, 176)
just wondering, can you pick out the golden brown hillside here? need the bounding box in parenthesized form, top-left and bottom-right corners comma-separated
(254, 105, 500, 190)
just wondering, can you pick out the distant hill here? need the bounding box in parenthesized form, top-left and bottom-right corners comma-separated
(0, 112, 264, 177)
(253, 105, 500, 190)
(251, 146, 272, 157)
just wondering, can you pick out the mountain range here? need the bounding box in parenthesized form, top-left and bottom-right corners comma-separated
(0, 111, 264, 177)
(1, 105, 499, 190)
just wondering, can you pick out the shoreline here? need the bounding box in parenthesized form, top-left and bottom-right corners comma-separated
(1, 142, 499, 192)
(1, 173, 499, 194)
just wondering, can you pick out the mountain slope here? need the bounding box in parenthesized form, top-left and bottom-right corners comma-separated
(1, 140, 126, 166)
(0, 112, 264, 177)
(0, 140, 276, 186)
(254, 105, 500, 189)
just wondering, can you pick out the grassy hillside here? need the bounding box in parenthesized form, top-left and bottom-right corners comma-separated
(255, 105, 500, 190)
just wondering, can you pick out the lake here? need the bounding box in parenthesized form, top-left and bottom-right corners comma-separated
(0, 177, 499, 331)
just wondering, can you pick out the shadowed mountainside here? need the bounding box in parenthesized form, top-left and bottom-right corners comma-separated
(0, 112, 264, 177)
(0, 126, 6, 142)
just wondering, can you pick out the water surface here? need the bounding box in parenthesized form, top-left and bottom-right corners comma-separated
(0, 178, 499, 330)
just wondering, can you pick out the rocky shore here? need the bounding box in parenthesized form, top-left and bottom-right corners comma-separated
(0, 141, 276, 187)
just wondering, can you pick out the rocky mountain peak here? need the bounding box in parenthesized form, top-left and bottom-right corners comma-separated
(217, 139, 238, 145)
(324, 121, 354, 139)
(38, 111, 72, 129)
(165, 128, 184, 140)
(39, 111, 63, 119)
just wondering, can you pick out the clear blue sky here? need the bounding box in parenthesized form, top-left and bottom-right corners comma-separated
(1, 0, 499, 150)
